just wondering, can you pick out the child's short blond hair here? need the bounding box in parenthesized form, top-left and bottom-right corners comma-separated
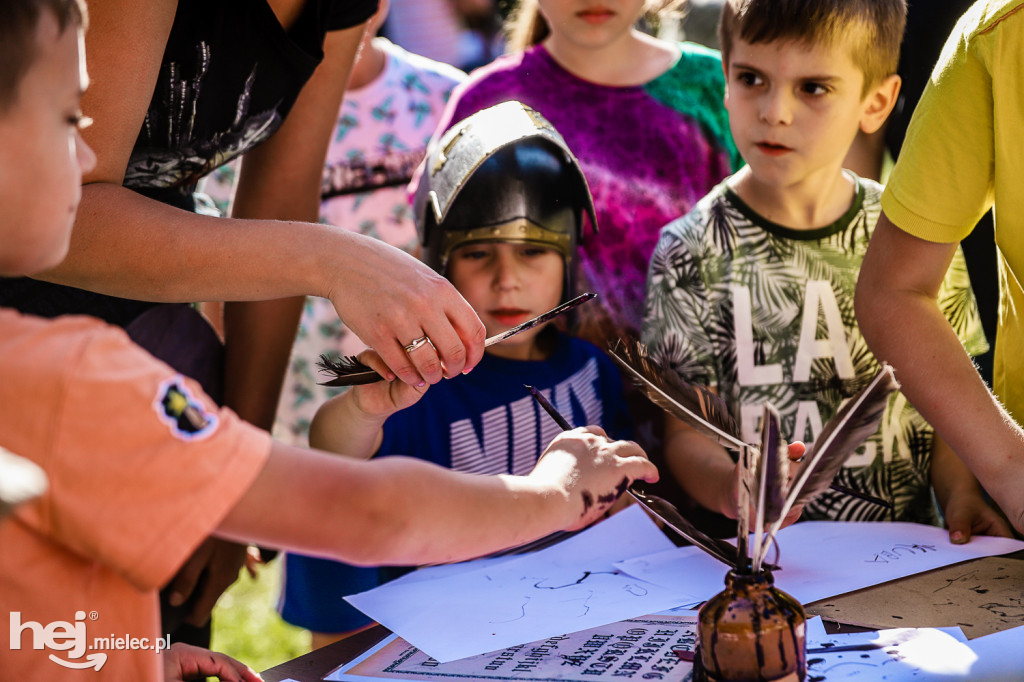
(719, 0, 906, 96)
(0, 0, 87, 112)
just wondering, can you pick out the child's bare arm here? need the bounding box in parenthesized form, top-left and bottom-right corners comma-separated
(309, 351, 428, 458)
(930, 434, 1013, 544)
(857, 215, 1024, 535)
(664, 413, 804, 526)
(217, 427, 658, 566)
(665, 415, 738, 518)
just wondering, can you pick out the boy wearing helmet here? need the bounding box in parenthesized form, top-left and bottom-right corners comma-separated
(281, 102, 634, 643)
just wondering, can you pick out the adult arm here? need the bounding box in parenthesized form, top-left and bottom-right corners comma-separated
(855, 213, 1024, 533)
(34, 0, 484, 388)
(217, 427, 659, 566)
(222, 24, 366, 432)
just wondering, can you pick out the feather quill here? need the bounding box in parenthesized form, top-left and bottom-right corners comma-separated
(751, 405, 786, 572)
(735, 444, 755, 572)
(768, 364, 899, 540)
(628, 489, 742, 569)
(316, 354, 386, 386)
(607, 340, 745, 451)
(318, 293, 597, 386)
(523, 383, 749, 571)
(758, 405, 789, 528)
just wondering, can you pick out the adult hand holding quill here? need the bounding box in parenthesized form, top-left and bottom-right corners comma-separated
(325, 240, 487, 387)
(319, 294, 597, 386)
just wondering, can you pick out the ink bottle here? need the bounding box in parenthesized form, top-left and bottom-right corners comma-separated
(693, 568, 806, 681)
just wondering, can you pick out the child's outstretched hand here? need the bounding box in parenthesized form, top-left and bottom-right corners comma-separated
(163, 642, 262, 682)
(309, 349, 429, 458)
(349, 349, 429, 417)
(529, 426, 658, 531)
(942, 489, 1014, 544)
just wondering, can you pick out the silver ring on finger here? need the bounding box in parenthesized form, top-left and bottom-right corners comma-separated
(403, 335, 430, 353)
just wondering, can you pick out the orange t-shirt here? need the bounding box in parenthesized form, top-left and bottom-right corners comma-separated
(0, 310, 272, 680)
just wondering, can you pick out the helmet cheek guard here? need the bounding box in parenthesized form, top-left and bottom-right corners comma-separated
(414, 102, 597, 302)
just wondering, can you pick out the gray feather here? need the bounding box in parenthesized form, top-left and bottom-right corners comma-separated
(769, 364, 900, 538)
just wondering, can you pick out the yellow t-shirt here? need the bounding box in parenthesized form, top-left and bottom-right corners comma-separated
(882, 0, 1024, 421)
(0, 310, 271, 680)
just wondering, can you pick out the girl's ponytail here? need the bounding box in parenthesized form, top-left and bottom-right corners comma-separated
(505, 0, 549, 53)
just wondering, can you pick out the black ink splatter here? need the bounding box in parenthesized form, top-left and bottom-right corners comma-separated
(597, 477, 632, 505)
(534, 571, 614, 589)
(580, 491, 594, 514)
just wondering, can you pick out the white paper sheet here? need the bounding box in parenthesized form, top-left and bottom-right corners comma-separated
(615, 546, 723, 602)
(386, 555, 521, 587)
(803, 625, 1024, 680)
(345, 506, 698, 663)
(962, 624, 1024, 681)
(803, 626, 976, 680)
(805, 615, 828, 641)
(615, 521, 1024, 606)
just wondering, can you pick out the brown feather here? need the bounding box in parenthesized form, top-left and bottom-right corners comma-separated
(759, 406, 789, 528)
(608, 340, 744, 451)
(629, 489, 741, 569)
(316, 354, 383, 387)
(735, 443, 755, 571)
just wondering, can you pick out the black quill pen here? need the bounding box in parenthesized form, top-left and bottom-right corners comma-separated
(524, 384, 750, 569)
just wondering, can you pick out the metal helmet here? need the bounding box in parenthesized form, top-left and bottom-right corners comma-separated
(414, 101, 597, 300)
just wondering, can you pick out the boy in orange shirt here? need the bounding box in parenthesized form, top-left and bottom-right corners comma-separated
(0, 2, 657, 679)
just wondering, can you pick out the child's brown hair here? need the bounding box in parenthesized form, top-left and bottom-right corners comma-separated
(505, 0, 686, 53)
(0, 0, 87, 112)
(719, 0, 906, 96)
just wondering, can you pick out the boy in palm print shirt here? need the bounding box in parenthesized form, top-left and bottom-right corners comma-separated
(642, 0, 1011, 542)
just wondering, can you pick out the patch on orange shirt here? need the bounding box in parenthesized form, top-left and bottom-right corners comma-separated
(153, 375, 219, 441)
